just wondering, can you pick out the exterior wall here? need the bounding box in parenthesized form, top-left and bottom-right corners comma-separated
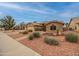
(69, 18, 79, 31)
(46, 23, 63, 31)
(75, 24, 79, 32)
(27, 26, 34, 31)
(26, 23, 41, 32)
(34, 26, 45, 31)
(26, 23, 35, 31)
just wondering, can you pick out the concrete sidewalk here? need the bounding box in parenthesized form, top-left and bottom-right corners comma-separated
(0, 32, 40, 56)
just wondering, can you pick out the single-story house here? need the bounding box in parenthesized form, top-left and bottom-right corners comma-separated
(68, 17, 79, 32)
(45, 21, 64, 31)
(26, 22, 46, 31)
(26, 20, 64, 32)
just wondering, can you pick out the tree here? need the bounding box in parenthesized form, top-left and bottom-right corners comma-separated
(0, 16, 16, 30)
(65, 23, 69, 30)
(65, 23, 69, 28)
(0, 21, 3, 28)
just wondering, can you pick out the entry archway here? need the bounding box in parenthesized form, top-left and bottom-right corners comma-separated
(50, 25, 56, 30)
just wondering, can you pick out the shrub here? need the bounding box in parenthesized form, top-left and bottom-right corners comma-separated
(28, 35, 33, 40)
(44, 37, 59, 45)
(56, 27, 60, 35)
(33, 32, 40, 38)
(21, 31, 28, 34)
(65, 33, 78, 43)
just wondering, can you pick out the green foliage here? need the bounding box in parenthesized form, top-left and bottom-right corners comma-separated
(0, 16, 16, 30)
(28, 32, 40, 40)
(65, 33, 78, 43)
(56, 27, 60, 35)
(0, 21, 3, 28)
(33, 32, 40, 38)
(28, 35, 33, 40)
(65, 23, 69, 29)
(44, 37, 59, 45)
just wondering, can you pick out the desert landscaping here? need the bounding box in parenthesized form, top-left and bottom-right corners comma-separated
(0, 15, 79, 56)
(2, 30, 79, 56)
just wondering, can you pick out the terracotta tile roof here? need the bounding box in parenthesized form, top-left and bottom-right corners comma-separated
(45, 21, 64, 25)
(76, 22, 79, 24)
(26, 20, 64, 27)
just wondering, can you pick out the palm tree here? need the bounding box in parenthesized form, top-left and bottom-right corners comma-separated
(0, 16, 16, 30)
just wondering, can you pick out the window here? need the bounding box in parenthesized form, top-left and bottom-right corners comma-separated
(75, 26, 77, 30)
(78, 24, 79, 27)
(50, 25, 56, 30)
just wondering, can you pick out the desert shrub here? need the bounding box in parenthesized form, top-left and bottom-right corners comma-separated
(33, 32, 40, 38)
(56, 27, 60, 35)
(44, 37, 59, 45)
(28, 35, 33, 40)
(65, 33, 78, 43)
(28, 30, 32, 32)
(21, 31, 28, 34)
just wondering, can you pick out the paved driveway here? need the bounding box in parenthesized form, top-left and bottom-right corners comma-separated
(0, 31, 40, 56)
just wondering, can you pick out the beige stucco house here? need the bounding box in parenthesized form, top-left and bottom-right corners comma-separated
(45, 21, 64, 31)
(68, 17, 79, 32)
(26, 22, 42, 31)
(26, 21, 64, 32)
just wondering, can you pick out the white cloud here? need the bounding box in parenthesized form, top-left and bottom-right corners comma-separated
(30, 3, 57, 14)
(0, 3, 24, 10)
(59, 12, 72, 17)
(0, 3, 52, 14)
(0, 3, 57, 15)
(27, 8, 50, 14)
(57, 3, 79, 18)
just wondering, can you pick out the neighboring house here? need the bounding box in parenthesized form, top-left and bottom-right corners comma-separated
(26, 22, 45, 31)
(0, 21, 4, 31)
(26, 21, 64, 32)
(68, 17, 79, 32)
(0, 27, 5, 31)
(26, 22, 37, 31)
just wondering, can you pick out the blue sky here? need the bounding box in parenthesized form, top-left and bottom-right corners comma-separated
(0, 2, 79, 24)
